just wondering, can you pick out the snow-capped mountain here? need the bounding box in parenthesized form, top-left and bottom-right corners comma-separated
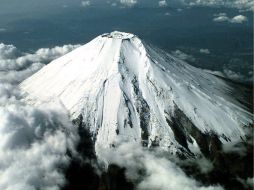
(20, 31, 253, 156)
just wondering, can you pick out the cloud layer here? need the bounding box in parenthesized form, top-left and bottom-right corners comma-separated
(171, 50, 196, 62)
(0, 43, 81, 190)
(0, 102, 78, 190)
(81, 0, 91, 7)
(120, 0, 137, 7)
(0, 43, 80, 84)
(97, 139, 223, 190)
(158, 0, 167, 7)
(181, 0, 254, 10)
(115, 0, 254, 10)
(213, 13, 248, 23)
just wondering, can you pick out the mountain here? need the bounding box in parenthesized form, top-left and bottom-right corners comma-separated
(19, 31, 253, 157)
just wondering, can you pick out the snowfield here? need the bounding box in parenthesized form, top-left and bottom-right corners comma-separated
(20, 31, 253, 155)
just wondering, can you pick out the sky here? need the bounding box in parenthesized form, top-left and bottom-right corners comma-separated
(0, 1, 253, 190)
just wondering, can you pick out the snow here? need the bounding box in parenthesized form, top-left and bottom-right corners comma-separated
(20, 31, 253, 154)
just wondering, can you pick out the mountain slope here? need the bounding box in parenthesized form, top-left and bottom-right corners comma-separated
(20, 31, 253, 155)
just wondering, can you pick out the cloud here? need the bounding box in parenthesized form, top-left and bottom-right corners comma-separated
(0, 102, 79, 190)
(0, 43, 80, 84)
(0, 43, 82, 190)
(0, 63, 44, 84)
(213, 16, 228, 22)
(0, 28, 7, 33)
(77, 0, 253, 10)
(199, 49, 210, 54)
(246, 177, 254, 187)
(0, 43, 19, 60)
(230, 15, 248, 23)
(81, 0, 91, 7)
(204, 68, 253, 83)
(171, 50, 196, 62)
(222, 140, 247, 156)
(236, 177, 254, 189)
(179, 0, 254, 11)
(213, 13, 248, 23)
(213, 13, 229, 22)
(225, 68, 253, 82)
(111, 2, 117, 6)
(0, 81, 79, 190)
(62, 4, 68, 8)
(96, 140, 223, 190)
(223, 68, 246, 81)
(203, 69, 225, 78)
(120, 0, 137, 7)
(159, 0, 167, 7)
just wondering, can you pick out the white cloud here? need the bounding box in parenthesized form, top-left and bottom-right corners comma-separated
(97, 140, 223, 190)
(0, 43, 19, 60)
(0, 63, 44, 84)
(204, 68, 253, 83)
(237, 177, 254, 189)
(230, 15, 248, 23)
(0, 102, 78, 190)
(213, 16, 229, 22)
(75, 0, 253, 10)
(0, 43, 80, 83)
(222, 140, 247, 156)
(81, 0, 91, 7)
(214, 13, 227, 17)
(213, 13, 230, 22)
(213, 13, 248, 24)
(120, 0, 137, 7)
(171, 50, 196, 62)
(199, 48, 210, 54)
(159, 0, 167, 7)
(246, 177, 254, 188)
(0, 43, 81, 190)
(223, 68, 245, 81)
(229, 0, 254, 10)
(203, 69, 225, 78)
(180, 0, 254, 11)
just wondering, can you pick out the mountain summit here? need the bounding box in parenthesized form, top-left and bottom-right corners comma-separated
(20, 31, 253, 156)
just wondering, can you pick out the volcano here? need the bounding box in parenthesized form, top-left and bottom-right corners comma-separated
(20, 31, 253, 157)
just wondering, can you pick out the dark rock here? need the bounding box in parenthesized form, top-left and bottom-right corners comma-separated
(99, 164, 134, 190)
(63, 115, 134, 190)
